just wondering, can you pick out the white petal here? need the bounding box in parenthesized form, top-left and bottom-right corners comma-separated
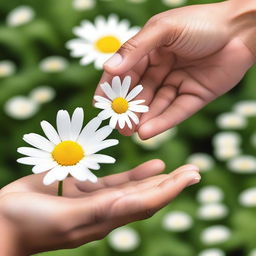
(118, 114, 126, 129)
(129, 105, 149, 113)
(123, 114, 132, 129)
(81, 159, 100, 170)
(51, 166, 69, 181)
(129, 99, 145, 105)
(43, 169, 59, 185)
(126, 85, 143, 101)
(127, 110, 139, 124)
(17, 157, 55, 166)
(87, 139, 119, 155)
(71, 108, 84, 141)
(87, 154, 116, 164)
(80, 54, 95, 65)
(94, 95, 111, 104)
(32, 161, 58, 174)
(40, 121, 61, 145)
(70, 165, 97, 183)
(98, 109, 113, 120)
(112, 76, 122, 96)
(94, 102, 110, 110)
(94, 125, 113, 142)
(23, 133, 54, 152)
(17, 147, 51, 158)
(100, 82, 116, 100)
(121, 76, 131, 98)
(57, 110, 71, 141)
(109, 114, 118, 129)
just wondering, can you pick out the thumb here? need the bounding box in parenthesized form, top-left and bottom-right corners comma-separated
(103, 21, 168, 75)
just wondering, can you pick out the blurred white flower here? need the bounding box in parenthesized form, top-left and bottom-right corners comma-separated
(39, 56, 68, 73)
(0, 60, 16, 78)
(249, 249, 256, 256)
(197, 186, 224, 204)
(197, 203, 228, 220)
(162, 211, 193, 232)
(214, 146, 241, 161)
(162, 0, 187, 7)
(187, 153, 214, 172)
(233, 100, 256, 117)
(212, 132, 241, 147)
(227, 155, 256, 173)
(216, 112, 247, 129)
(72, 0, 95, 10)
(4, 96, 39, 120)
(198, 248, 225, 256)
(29, 86, 55, 104)
(66, 14, 140, 69)
(239, 187, 256, 207)
(132, 128, 176, 150)
(6, 6, 35, 27)
(108, 227, 140, 252)
(201, 225, 231, 245)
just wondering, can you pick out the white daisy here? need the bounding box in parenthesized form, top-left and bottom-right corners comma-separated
(162, 0, 187, 7)
(233, 100, 256, 117)
(197, 203, 228, 220)
(212, 132, 241, 147)
(39, 56, 68, 73)
(72, 0, 95, 10)
(227, 155, 256, 174)
(239, 187, 256, 207)
(132, 128, 177, 150)
(197, 186, 224, 204)
(108, 227, 140, 252)
(0, 60, 16, 78)
(216, 112, 247, 129)
(94, 76, 149, 129)
(4, 96, 39, 120)
(201, 225, 231, 245)
(66, 15, 140, 69)
(29, 86, 55, 104)
(214, 146, 241, 161)
(17, 108, 118, 185)
(162, 211, 193, 232)
(249, 249, 256, 256)
(198, 248, 225, 256)
(186, 153, 214, 172)
(6, 6, 35, 27)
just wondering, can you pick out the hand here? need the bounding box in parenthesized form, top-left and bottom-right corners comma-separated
(0, 160, 200, 255)
(95, 0, 256, 139)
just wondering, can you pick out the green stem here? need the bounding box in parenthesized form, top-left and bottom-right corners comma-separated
(58, 180, 63, 196)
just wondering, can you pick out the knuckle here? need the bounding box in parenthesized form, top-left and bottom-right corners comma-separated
(119, 38, 139, 54)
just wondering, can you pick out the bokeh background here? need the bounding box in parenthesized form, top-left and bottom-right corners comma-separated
(1, 0, 256, 255)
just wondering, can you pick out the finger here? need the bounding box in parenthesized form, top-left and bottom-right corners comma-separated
(76, 159, 165, 193)
(103, 19, 169, 75)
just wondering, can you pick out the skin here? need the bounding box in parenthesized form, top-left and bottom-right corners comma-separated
(0, 160, 200, 255)
(95, 0, 256, 139)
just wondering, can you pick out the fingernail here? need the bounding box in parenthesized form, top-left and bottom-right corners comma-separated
(186, 172, 201, 187)
(104, 53, 123, 68)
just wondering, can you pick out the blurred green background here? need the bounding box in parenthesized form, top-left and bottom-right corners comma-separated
(1, 0, 256, 255)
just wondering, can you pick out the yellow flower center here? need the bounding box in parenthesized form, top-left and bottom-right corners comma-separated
(95, 36, 121, 53)
(111, 97, 129, 114)
(52, 141, 84, 166)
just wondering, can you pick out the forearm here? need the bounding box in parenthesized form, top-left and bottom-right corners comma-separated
(228, 0, 256, 60)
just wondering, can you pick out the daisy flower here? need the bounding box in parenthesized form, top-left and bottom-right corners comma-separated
(197, 186, 224, 204)
(197, 203, 228, 220)
(29, 86, 55, 104)
(198, 248, 225, 256)
(239, 187, 256, 207)
(201, 225, 231, 245)
(66, 15, 140, 69)
(39, 56, 68, 73)
(0, 60, 16, 78)
(186, 153, 214, 172)
(17, 108, 118, 193)
(94, 76, 149, 129)
(216, 112, 247, 129)
(227, 155, 256, 174)
(72, 0, 95, 10)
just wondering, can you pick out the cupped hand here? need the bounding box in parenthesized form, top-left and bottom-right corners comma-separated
(0, 160, 200, 255)
(94, 0, 255, 139)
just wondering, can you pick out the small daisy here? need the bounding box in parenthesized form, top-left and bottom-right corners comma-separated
(233, 100, 256, 117)
(197, 186, 224, 204)
(239, 187, 256, 207)
(227, 155, 256, 174)
(186, 153, 214, 172)
(198, 248, 225, 256)
(162, 211, 193, 232)
(214, 146, 240, 160)
(216, 112, 247, 129)
(212, 132, 241, 147)
(94, 76, 149, 129)
(249, 249, 256, 256)
(66, 15, 140, 69)
(6, 6, 35, 27)
(29, 86, 55, 104)
(17, 108, 118, 191)
(162, 0, 187, 7)
(4, 96, 39, 120)
(108, 227, 140, 252)
(132, 128, 177, 150)
(197, 203, 228, 220)
(0, 60, 16, 78)
(39, 56, 68, 73)
(72, 0, 95, 10)
(201, 225, 231, 245)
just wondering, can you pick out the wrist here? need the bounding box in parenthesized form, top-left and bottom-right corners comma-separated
(228, 0, 256, 61)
